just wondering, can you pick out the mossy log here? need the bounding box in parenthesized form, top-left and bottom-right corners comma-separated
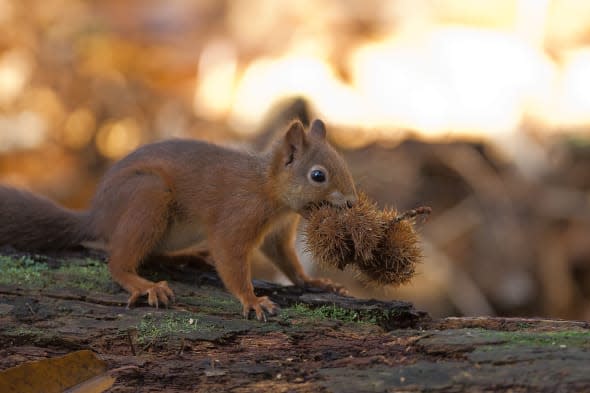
(1, 250, 590, 392)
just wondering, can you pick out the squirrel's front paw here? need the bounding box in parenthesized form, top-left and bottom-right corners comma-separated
(304, 277, 349, 296)
(242, 296, 278, 321)
(126, 281, 175, 309)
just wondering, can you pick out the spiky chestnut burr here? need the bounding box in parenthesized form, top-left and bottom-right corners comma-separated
(303, 193, 430, 287)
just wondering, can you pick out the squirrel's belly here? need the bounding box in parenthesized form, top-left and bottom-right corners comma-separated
(157, 219, 206, 253)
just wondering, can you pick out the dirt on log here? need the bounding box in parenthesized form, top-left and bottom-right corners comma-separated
(1, 250, 590, 392)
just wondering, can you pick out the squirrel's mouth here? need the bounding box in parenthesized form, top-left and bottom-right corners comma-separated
(299, 201, 336, 219)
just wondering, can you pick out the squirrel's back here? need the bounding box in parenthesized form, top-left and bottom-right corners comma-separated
(86, 138, 272, 249)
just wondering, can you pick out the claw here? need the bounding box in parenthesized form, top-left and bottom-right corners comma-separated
(242, 296, 278, 321)
(125, 281, 175, 309)
(304, 277, 349, 296)
(147, 288, 159, 308)
(126, 291, 141, 309)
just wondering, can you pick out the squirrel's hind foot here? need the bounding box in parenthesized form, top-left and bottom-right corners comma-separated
(126, 280, 175, 309)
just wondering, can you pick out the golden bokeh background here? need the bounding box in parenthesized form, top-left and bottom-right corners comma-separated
(2, 0, 590, 320)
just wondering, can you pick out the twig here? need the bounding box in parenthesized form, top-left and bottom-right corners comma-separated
(178, 337, 186, 356)
(127, 329, 137, 356)
(26, 302, 36, 315)
(108, 365, 140, 375)
(392, 206, 432, 224)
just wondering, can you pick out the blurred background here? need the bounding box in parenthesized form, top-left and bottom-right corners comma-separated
(1, 0, 590, 320)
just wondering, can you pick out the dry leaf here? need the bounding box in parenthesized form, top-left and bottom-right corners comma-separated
(0, 350, 108, 393)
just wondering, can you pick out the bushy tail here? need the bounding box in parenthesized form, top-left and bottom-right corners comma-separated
(0, 186, 93, 251)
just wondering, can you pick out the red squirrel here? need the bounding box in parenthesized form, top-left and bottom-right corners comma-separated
(0, 119, 357, 320)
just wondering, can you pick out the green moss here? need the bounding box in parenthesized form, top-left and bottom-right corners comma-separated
(55, 259, 111, 292)
(2, 326, 60, 346)
(0, 255, 50, 286)
(136, 311, 214, 344)
(0, 255, 112, 292)
(286, 303, 378, 324)
(178, 294, 242, 315)
(476, 329, 590, 348)
(501, 330, 590, 347)
(4, 326, 47, 339)
(204, 295, 241, 309)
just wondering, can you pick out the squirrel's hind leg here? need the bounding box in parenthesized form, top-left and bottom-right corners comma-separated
(105, 175, 176, 308)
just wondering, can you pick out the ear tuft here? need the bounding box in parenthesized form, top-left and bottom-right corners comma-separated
(310, 119, 327, 140)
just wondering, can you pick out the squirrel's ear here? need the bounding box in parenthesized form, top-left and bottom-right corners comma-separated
(310, 119, 326, 140)
(283, 120, 306, 165)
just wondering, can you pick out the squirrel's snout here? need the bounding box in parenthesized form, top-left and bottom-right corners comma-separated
(346, 193, 358, 208)
(328, 191, 357, 209)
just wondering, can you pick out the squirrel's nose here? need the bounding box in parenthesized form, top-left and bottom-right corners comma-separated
(346, 194, 357, 208)
(328, 191, 357, 208)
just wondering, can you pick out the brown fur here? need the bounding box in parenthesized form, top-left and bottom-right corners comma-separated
(0, 187, 91, 250)
(0, 119, 357, 320)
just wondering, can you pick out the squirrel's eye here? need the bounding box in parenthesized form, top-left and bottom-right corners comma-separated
(310, 169, 326, 183)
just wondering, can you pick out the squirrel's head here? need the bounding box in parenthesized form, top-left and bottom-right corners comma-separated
(270, 119, 357, 216)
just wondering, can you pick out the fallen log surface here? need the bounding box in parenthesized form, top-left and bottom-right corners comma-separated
(1, 250, 589, 392)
